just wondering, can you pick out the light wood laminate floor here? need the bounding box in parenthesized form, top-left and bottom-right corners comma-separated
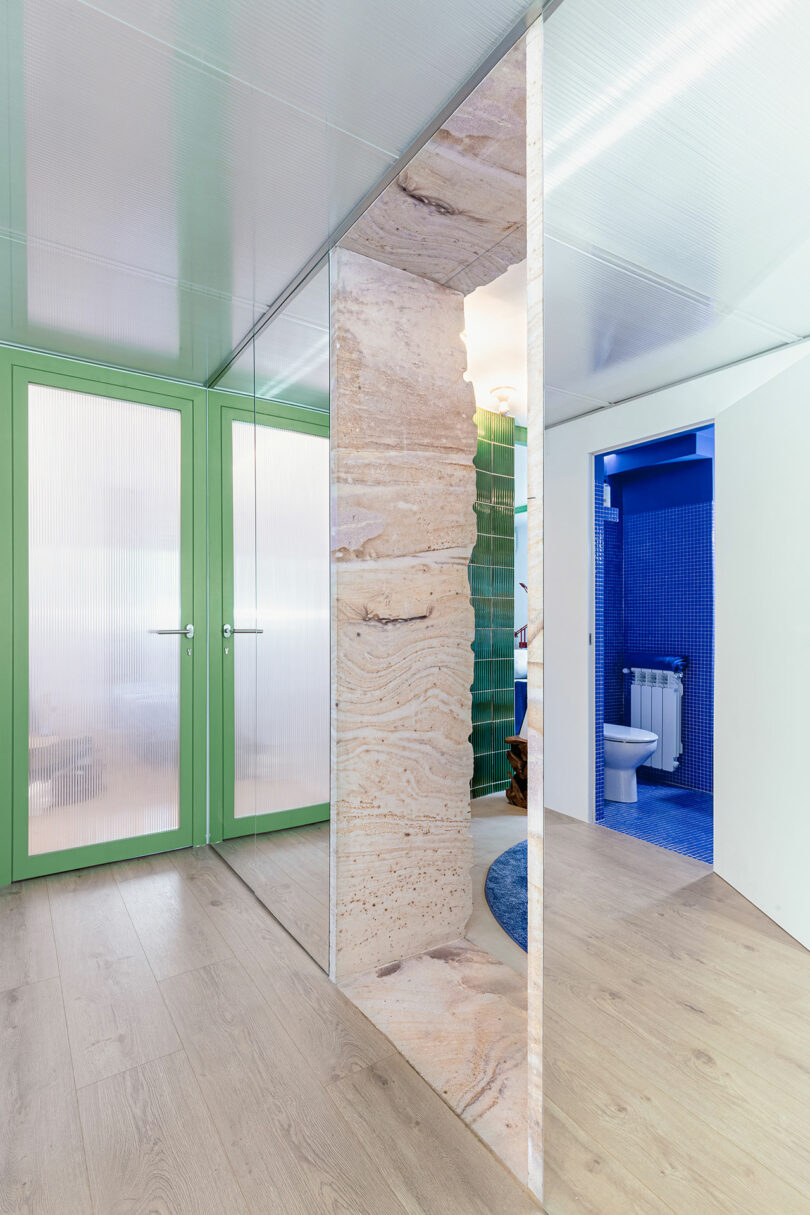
(544, 809, 810, 1215)
(215, 821, 330, 970)
(0, 846, 540, 1214)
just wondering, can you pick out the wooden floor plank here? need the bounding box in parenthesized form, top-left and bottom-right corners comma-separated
(0, 878, 58, 995)
(545, 810, 810, 1215)
(256, 824, 329, 897)
(172, 847, 392, 1086)
(113, 852, 233, 981)
(549, 849, 809, 1006)
(546, 942, 810, 1200)
(47, 867, 180, 1088)
(327, 1052, 540, 1215)
(543, 1100, 673, 1215)
(160, 956, 410, 1215)
(546, 1007, 808, 1215)
(0, 978, 91, 1214)
(215, 836, 329, 969)
(78, 1049, 247, 1215)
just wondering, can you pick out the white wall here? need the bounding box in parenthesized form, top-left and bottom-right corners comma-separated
(714, 358, 810, 949)
(545, 341, 810, 823)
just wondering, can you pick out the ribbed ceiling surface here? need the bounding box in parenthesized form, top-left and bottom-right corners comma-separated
(218, 263, 329, 408)
(544, 0, 810, 425)
(1, 0, 533, 383)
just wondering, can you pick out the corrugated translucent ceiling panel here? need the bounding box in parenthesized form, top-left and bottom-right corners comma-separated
(544, 0, 810, 415)
(27, 385, 182, 856)
(231, 421, 330, 818)
(218, 265, 329, 409)
(3, 0, 534, 382)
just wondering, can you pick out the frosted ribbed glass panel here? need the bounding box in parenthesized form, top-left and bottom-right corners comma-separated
(232, 422, 329, 818)
(27, 386, 182, 856)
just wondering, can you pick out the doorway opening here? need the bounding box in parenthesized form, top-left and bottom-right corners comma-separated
(594, 425, 714, 863)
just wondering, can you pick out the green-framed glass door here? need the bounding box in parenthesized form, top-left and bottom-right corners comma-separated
(10, 361, 203, 880)
(217, 398, 330, 840)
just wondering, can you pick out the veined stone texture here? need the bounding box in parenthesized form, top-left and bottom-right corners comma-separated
(330, 247, 478, 981)
(341, 39, 526, 294)
(526, 18, 544, 1205)
(341, 939, 529, 1184)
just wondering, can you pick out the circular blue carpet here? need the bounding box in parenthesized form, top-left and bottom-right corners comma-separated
(484, 840, 528, 952)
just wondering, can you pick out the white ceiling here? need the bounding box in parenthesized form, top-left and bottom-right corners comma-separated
(218, 263, 330, 408)
(544, 0, 810, 426)
(1, 0, 535, 384)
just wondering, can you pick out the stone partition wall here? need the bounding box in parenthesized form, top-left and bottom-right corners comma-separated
(329, 247, 478, 982)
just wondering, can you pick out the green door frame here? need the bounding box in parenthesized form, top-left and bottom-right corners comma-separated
(207, 390, 330, 843)
(0, 348, 208, 883)
(0, 348, 331, 883)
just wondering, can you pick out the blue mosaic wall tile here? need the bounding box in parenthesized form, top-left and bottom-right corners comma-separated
(603, 512, 624, 725)
(622, 502, 714, 792)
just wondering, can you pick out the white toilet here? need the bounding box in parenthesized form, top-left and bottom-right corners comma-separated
(603, 723, 658, 803)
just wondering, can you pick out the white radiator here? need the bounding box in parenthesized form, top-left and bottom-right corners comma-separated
(629, 667, 683, 772)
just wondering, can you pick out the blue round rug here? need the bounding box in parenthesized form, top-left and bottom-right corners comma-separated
(484, 840, 528, 952)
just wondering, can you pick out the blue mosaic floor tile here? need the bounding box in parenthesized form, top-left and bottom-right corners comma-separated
(603, 782, 713, 863)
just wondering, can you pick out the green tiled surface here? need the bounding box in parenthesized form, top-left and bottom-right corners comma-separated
(493, 628, 513, 658)
(473, 628, 492, 661)
(471, 596, 491, 630)
(469, 563, 491, 597)
(493, 565, 512, 596)
(492, 474, 512, 507)
(492, 506, 512, 537)
(492, 536, 513, 567)
(468, 409, 515, 797)
(492, 442, 514, 477)
(472, 533, 492, 565)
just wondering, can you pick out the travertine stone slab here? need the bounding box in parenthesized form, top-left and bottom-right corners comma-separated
(330, 248, 477, 982)
(341, 40, 526, 293)
(445, 224, 527, 295)
(333, 455, 476, 560)
(342, 939, 529, 1184)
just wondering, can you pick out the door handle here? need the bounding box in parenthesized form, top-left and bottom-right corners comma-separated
(155, 624, 195, 639)
(222, 624, 264, 638)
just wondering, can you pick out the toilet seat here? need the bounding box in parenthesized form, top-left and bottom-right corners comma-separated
(604, 723, 658, 744)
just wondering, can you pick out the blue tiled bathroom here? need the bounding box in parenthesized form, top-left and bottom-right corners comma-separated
(595, 427, 714, 863)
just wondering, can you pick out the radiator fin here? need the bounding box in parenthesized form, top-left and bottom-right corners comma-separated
(629, 668, 683, 772)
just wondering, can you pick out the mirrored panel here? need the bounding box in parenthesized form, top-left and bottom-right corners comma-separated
(543, 2, 810, 1210)
(214, 264, 331, 971)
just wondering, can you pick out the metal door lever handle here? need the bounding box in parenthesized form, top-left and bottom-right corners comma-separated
(222, 624, 264, 638)
(155, 624, 195, 639)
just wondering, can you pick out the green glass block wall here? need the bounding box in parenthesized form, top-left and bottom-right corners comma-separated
(469, 408, 514, 797)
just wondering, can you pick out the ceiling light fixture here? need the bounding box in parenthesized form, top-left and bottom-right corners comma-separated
(490, 385, 516, 414)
